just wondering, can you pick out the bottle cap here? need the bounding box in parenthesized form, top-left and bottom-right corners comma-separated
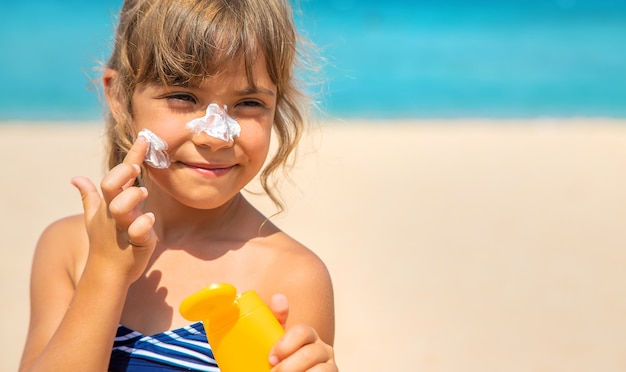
(180, 283, 238, 321)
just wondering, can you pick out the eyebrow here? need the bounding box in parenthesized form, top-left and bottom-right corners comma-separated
(235, 87, 276, 97)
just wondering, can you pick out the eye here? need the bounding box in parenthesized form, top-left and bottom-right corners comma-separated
(236, 99, 265, 108)
(167, 93, 197, 104)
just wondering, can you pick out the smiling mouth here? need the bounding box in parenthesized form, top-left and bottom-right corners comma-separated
(179, 161, 235, 176)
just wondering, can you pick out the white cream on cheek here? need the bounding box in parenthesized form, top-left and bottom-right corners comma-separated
(138, 128, 171, 169)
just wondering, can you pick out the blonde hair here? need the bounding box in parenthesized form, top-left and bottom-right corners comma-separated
(105, 0, 316, 211)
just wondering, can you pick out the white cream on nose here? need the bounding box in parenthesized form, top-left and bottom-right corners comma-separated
(185, 104, 241, 142)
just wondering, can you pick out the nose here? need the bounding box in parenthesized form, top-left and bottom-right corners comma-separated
(190, 130, 236, 150)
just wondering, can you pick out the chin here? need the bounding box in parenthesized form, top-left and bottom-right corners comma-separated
(179, 191, 242, 211)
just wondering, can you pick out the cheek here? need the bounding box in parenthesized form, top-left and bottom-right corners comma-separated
(131, 100, 187, 142)
(235, 114, 273, 153)
(240, 121, 272, 159)
(138, 116, 188, 147)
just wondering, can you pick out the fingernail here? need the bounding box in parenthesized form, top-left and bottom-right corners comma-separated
(269, 355, 279, 366)
(132, 164, 141, 173)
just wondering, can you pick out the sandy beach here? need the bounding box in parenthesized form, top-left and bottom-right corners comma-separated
(2, 119, 626, 371)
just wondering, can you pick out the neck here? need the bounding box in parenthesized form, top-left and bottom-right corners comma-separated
(142, 189, 251, 245)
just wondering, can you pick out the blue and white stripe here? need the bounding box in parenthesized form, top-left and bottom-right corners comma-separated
(109, 322, 220, 371)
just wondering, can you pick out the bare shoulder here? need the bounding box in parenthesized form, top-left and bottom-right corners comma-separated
(38, 214, 87, 245)
(30, 214, 89, 300)
(259, 231, 335, 345)
(258, 230, 332, 290)
(34, 214, 88, 282)
(265, 231, 329, 273)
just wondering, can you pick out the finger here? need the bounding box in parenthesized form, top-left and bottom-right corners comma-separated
(270, 324, 317, 366)
(100, 163, 142, 205)
(71, 176, 102, 220)
(306, 363, 338, 372)
(100, 135, 148, 204)
(123, 133, 150, 167)
(108, 186, 149, 228)
(270, 294, 289, 329)
(127, 212, 156, 248)
(271, 345, 329, 371)
(270, 339, 331, 371)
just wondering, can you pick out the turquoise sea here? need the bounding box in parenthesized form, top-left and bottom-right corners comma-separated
(0, 0, 625, 120)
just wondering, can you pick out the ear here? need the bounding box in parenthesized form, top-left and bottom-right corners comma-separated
(102, 68, 123, 122)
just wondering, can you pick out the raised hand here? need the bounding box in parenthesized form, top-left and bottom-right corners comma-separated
(71, 136, 157, 285)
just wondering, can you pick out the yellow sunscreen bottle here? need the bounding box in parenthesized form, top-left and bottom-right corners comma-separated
(179, 283, 285, 372)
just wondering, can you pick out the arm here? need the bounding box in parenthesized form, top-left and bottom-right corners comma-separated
(19, 218, 132, 371)
(268, 249, 337, 371)
(19, 138, 155, 371)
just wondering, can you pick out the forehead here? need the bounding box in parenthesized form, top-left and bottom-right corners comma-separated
(195, 53, 277, 94)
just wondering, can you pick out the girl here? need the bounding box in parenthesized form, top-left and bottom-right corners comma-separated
(19, 0, 336, 371)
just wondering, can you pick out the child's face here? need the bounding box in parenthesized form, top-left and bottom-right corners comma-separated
(129, 55, 277, 209)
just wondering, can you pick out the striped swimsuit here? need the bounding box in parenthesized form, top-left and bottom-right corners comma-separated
(109, 322, 220, 371)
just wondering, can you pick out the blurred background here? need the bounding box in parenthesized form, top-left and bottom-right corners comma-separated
(1, 0, 625, 121)
(2, 1, 626, 372)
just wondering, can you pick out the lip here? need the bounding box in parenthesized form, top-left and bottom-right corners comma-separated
(179, 161, 235, 177)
